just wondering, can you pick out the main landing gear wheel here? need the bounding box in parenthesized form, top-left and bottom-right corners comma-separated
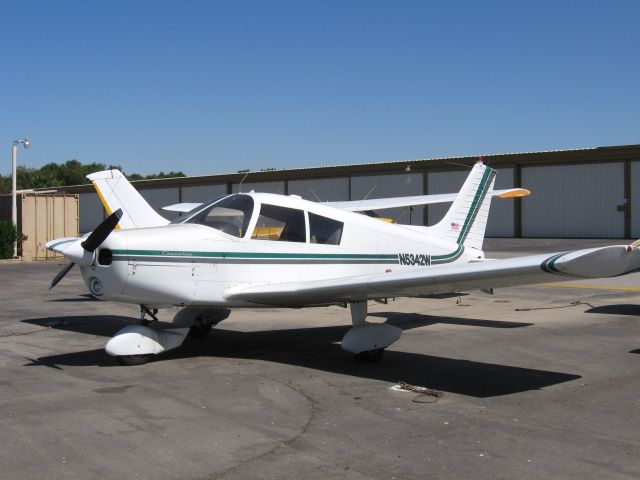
(188, 316, 214, 338)
(117, 354, 153, 366)
(355, 348, 385, 363)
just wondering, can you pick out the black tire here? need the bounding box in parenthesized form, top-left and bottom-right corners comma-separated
(118, 354, 153, 366)
(188, 319, 213, 338)
(355, 348, 385, 363)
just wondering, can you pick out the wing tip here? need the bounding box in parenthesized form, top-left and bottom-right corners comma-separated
(497, 188, 531, 199)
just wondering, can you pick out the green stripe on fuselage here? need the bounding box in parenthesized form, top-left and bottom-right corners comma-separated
(111, 249, 398, 260)
(109, 246, 465, 265)
(432, 244, 464, 264)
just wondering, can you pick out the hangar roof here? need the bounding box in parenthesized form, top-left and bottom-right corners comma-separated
(49, 143, 640, 194)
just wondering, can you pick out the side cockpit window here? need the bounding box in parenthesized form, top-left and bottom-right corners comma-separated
(252, 204, 306, 242)
(309, 212, 343, 245)
(185, 194, 254, 238)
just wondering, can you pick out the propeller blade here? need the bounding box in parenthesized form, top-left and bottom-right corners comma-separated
(81, 209, 123, 253)
(50, 262, 76, 289)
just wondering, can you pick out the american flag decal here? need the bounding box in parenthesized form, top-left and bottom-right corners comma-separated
(451, 222, 460, 231)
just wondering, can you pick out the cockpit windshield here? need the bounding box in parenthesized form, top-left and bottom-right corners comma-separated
(178, 194, 254, 238)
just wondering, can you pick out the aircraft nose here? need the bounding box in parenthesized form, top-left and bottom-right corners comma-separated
(81, 231, 128, 300)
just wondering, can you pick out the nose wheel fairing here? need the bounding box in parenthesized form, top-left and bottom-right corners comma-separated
(106, 307, 231, 364)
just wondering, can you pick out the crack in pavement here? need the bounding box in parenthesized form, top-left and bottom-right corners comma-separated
(206, 377, 317, 480)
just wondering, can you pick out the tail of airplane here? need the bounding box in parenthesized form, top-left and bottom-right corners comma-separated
(87, 170, 170, 229)
(426, 161, 496, 251)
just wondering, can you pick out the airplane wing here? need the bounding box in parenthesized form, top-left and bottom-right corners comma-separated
(326, 188, 530, 212)
(161, 202, 202, 212)
(159, 188, 530, 214)
(224, 245, 640, 307)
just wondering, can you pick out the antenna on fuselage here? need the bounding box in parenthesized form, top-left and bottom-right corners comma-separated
(237, 169, 250, 193)
(308, 187, 322, 202)
(362, 184, 377, 200)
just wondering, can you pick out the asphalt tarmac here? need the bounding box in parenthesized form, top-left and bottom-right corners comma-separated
(0, 239, 639, 480)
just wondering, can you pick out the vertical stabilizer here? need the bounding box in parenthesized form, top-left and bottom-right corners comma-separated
(87, 170, 170, 229)
(427, 162, 496, 251)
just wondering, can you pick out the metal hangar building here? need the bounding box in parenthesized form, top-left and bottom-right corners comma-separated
(57, 143, 640, 239)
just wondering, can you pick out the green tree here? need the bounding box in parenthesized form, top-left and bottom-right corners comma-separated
(0, 160, 186, 193)
(0, 220, 17, 259)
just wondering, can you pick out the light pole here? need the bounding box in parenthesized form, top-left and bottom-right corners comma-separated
(11, 138, 30, 258)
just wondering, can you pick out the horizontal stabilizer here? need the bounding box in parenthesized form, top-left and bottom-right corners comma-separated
(45, 236, 82, 254)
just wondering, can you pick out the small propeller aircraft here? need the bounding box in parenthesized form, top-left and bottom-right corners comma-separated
(47, 162, 640, 365)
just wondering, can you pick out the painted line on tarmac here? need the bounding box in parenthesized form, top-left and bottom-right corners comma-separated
(539, 283, 640, 292)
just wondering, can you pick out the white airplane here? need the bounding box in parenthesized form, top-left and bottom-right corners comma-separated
(46, 162, 640, 365)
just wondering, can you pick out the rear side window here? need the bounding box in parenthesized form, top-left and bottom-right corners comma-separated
(252, 204, 306, 242)
(309, 212, 343, 245)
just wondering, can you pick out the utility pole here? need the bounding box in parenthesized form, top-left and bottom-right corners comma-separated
(11, 138, 30, 258)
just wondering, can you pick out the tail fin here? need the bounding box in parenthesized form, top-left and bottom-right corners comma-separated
(427, 161, 496, 250)
(87, 170, 170, 229)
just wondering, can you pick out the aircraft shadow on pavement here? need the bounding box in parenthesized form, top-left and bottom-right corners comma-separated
(23, 315, 136, 338)
(23, 313, 577, 398)
(585, 304, 640, 316)
(630, 349, 640, 354)
(369, 311, 534, 329)
(47, 294, 98, 303)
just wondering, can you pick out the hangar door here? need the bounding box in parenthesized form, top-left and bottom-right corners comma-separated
(351, 173, 424, 226)
(79, 192, 105, 233)
(522, 163, 625, 238)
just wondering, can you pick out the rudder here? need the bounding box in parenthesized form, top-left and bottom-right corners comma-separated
(427, 161, 496, 251)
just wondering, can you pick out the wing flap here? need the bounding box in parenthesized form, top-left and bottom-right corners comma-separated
(225, 245, 640, 307)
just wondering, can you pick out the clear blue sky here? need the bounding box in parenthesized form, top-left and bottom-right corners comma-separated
(1, 0, 638, 177)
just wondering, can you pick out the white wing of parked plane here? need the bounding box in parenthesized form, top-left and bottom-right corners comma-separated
(327, 188, 530, 212)
(225, 245, 640, 307)
(161, 202, 202, 212)
(159, 188, 530, 214)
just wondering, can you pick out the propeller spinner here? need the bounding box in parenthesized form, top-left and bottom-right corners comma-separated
(49, 209, 123, 289)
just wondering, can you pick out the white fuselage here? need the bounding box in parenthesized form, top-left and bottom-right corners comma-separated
(84, 192, 480, 308)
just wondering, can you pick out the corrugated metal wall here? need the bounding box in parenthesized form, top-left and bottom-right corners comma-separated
(79, 192, 105, 233)
(232, 181, 285, 194)
(522, 163, 625, 238)
(20, 194, 78, 260)
(288, 177, 349, 202)
(351, 173, 424, 225)
(140, 187, 180, 221)
(182, 184, 227, 202)
(631, 161, 640, 238)
(73, 159, 635, 239)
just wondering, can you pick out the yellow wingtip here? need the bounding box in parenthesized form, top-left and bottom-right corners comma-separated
(497, 188, 531, 198)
